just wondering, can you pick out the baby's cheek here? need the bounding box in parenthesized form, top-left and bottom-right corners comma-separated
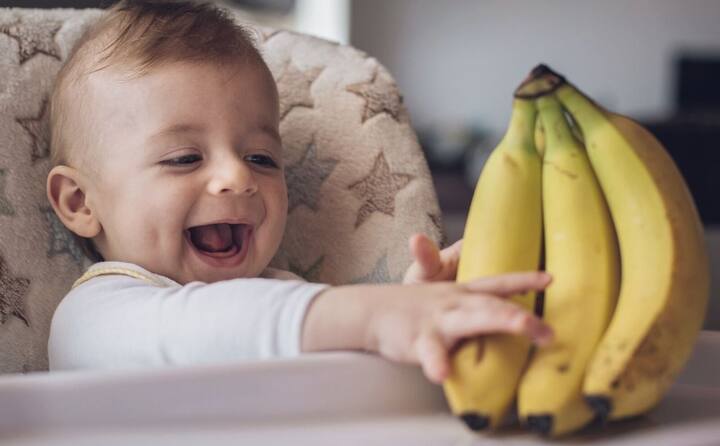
(267, 214, 286, 255)
(256, 212, 285, 269)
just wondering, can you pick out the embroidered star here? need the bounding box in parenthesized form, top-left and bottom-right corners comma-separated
(0, 169, 15, 216)
(41, 206, 85, 268)
(257, 27, 281, 43)
(0, 255, 30, 327)
(16, 98, 50, 163)
(0, 19, 62, 65)
(350, 254, 400, 284)
(428, 212, 447, 248)
(286, 142, 339, 213)
(349, 152, 414, 228)
(277, 62, 323, 120)
(288, 255, 324, 283)
(346, 68, 403, 123)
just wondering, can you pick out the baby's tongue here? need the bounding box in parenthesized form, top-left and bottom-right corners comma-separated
(189, 223, 233, 252)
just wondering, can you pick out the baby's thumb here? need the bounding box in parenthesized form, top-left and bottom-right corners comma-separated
(410, 234, 442, 280)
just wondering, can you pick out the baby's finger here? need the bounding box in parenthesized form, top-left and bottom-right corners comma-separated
(439, 238, 463, 263)
(439, 299, 554, 345)
(463, 271, 552, 297)
(415, 330, 450, 384)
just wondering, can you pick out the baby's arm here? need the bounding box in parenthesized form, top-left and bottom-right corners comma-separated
(49, 265, 550, 380)
(302, 272, 553, 384)
(49, 275, 329, 370)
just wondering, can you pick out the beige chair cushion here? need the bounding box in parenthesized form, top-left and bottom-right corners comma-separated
(0, 8, 443, 373)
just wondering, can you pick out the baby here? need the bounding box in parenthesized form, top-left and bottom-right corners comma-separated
(46, 0, 552, 384)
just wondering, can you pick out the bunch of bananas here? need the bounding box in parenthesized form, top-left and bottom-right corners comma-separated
(443, 64, 710, 437)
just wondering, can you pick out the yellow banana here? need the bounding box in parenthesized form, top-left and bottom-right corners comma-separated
(517, 94, 620, 437)
(534, 115, 545, 158)
(550, 70, 710, 420)
(443, 87, 543, 430)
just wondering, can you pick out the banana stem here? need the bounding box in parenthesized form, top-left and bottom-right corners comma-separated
(503, 99, 537, 152)
(537, 95, 577, 151)
(515, 64, 566, 99)
(555, 85, 607, 138)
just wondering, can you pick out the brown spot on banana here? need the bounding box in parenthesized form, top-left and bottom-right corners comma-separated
(543, 160, 578, 179)
(474, 339, 485, 365)
(502, 153, 519, 170)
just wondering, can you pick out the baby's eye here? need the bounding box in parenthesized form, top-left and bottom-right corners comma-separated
(161, 154, 202, 166)
(245, 154, 279, 168)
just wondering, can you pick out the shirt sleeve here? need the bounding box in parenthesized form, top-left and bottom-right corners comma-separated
(48, 276, 329, 371)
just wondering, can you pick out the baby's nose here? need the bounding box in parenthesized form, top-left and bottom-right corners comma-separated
(207, 157, 258, 196)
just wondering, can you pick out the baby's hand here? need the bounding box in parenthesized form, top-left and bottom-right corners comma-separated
(301, 271, 552, 385)
(368, 272, 552, 384)
(402, 233, 463, 284)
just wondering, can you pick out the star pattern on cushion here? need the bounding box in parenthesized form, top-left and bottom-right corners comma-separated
(16, 98, 50, 163)
(41, 206, 85, 268)
(346, 68, 403, 123)
(277, 61, 323, 120)
(0, 169, 15, 216)
(0, 255, 30, 327)
(288, 255, 324, 283)
(428, 212, 447, 247)
(258, 28, 281, 43)
(0, 18, 62, 65)
(286, 142, 339, 213)
(350, 253, 401, 284)
(349, 152, 414, 228)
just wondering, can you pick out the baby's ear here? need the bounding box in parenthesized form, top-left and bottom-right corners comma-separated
(47, 165, 101, 238)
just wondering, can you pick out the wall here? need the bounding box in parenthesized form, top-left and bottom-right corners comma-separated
(294, 0, 350, 45)
(351, 0, 720, 136)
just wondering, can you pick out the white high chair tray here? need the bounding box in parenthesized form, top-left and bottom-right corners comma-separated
(0, 331, 719, 446)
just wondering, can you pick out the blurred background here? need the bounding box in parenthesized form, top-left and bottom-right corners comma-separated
(3, 0, 720, 326)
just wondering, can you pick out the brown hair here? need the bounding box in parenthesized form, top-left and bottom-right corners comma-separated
(49, 0, 266, 262)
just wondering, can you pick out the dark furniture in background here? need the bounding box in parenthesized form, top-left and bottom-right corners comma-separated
(645, 54, 720, 226)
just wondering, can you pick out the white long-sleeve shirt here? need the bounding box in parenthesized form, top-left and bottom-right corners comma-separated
(48, 261, 330, 371)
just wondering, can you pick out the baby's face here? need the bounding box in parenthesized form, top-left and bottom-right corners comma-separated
(83, 60, 287, 284)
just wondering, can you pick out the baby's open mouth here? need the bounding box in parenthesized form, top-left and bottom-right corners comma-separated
(187, 223, 247, 254)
